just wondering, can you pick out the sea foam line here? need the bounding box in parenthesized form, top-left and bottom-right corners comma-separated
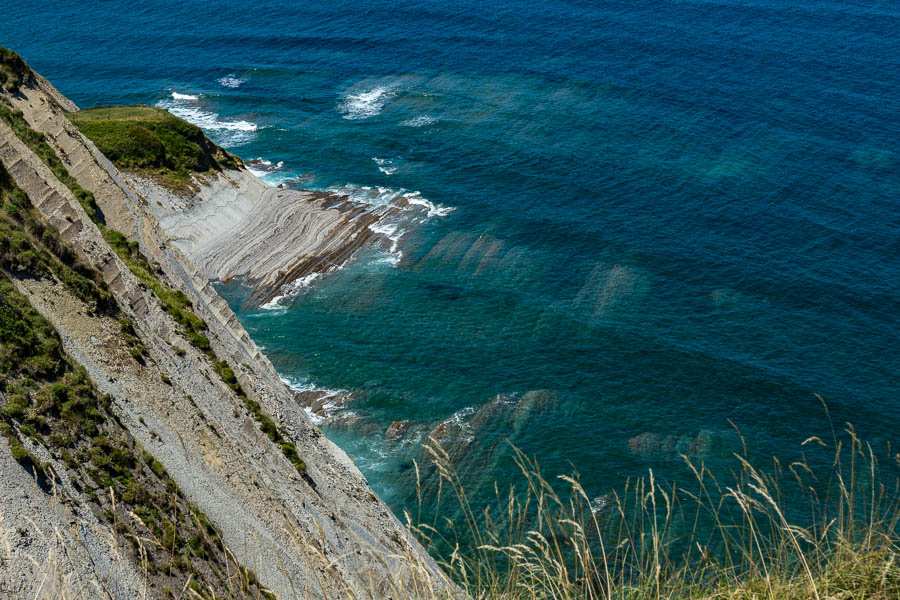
(372, 157, 398, 175)
(402, 115, 437, 128)
(327, 184, 455, 219)
(218, 74, 245, 88)
(246, 157, 293, 187)
(259, 272, 323, 310)
(157, 93, 259, 146)
(339, 84, 398, 120)
(368, 221, 406, 266)
(280, 375, 350, 425)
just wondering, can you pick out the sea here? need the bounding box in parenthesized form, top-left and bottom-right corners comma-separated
(3, 0, 898, 525)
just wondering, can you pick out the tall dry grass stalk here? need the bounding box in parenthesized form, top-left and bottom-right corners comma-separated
(3, 409, 899, 599)
(409, 413, 900, 600)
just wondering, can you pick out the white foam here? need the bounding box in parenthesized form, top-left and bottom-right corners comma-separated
(591, 494, 613, 514)
(368, 221, 406, 266)
(372, 157, 398, 175)
(327, 185, 454, 220)
(435, 406, 477, 445)
(280, 375, 350, 425)
(156, 96, 259, 146)
(340, 84, 398, 120)
(218, 74, 245, 89)
(246, 158, 291, 187)
(328, 184, 404, 208)
(247, 168, 292, 188)
(402, 115, 436, 128)
(404, 191, 455, 218)
(280, 375, 317, 393)
(259, 272, 322, 310)
(171, 91, 200, 101)
(304, 408, 324, 425)
(258, 295, 288, 311)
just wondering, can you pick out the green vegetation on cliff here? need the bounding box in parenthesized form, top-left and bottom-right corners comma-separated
(0, 138, 271, 598)
(0, 162, 113, 313)
(0, 47, 30, 92)
(0, 100, 104, 222)
(69, 104, 241, 190)
(1, 67, 307, 482)
(0, 274, 271, 598)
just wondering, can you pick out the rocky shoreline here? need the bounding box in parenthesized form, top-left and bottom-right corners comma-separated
(0, 51, 454, 598)
(130, 169, 427, 309)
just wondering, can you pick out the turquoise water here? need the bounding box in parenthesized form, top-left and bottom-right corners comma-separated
(4, 1, 899, 516)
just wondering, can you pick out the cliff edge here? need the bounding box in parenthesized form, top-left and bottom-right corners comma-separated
(0, 47, 453, 599)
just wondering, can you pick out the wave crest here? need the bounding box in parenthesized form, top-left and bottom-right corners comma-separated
(156, 95, 258, 146)
(339, 84, 398, 120)
(218, 74, 245, 88)
(401, 115, 437, 128)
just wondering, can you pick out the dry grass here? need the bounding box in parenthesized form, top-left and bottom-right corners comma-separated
(410, 404, 900, 600)
(3, 403, 899, 599)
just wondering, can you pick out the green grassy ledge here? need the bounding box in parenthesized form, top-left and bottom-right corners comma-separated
(0, 91, 306, 479)
(69, 104, 242, 193)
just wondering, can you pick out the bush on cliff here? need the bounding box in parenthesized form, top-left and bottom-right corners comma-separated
(0, 47, 30, 92)
(68, 105, 241, 184)
(0, 161, 114, 313)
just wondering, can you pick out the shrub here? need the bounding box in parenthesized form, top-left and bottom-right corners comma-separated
(0, 47, 30, 92)
(2, 394, 27, 419)
(68, 105, 241, 186)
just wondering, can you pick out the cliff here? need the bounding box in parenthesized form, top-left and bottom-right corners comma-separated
(0, 47, 453, 599)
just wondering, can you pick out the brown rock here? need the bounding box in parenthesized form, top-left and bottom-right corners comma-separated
(385, 420, 412, 441)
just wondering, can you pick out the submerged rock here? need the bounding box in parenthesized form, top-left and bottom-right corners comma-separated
(627, 430, 716, 460)
(418, 390, 558, 479)
(386, 420, 413, 441)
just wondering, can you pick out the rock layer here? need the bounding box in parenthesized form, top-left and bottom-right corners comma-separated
(128, 170, 419, 307)
(0, 58, 454, 598)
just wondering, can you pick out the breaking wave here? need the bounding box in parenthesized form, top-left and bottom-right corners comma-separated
(259, 273, 323, 310)
(372, 157, 398, 175)
(157, 93, 258, 146)
(368, 221, 406, 266)
(339, 84, 398, 120)
(218, 74, 245, 88)
(326, 184, 454, 219)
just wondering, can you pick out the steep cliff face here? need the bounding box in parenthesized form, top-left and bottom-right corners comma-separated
(0, 48, 452, 599)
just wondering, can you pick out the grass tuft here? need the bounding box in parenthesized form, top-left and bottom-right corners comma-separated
(68, 104, 242, 193)
(408, 419, 900, 600)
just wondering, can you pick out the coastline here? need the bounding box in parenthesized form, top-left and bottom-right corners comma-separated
(128, 168, 428, 309)
(0, 54, 455, 598)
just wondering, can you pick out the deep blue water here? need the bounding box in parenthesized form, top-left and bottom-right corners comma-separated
(3, 1, 899, 515)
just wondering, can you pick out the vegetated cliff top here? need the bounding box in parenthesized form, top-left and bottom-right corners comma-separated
(0, 44, 451, 598)
(0, 47, 31, 92)
(68, 104, 242, 192)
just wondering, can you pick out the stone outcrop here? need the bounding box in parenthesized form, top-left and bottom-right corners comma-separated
(127, 169, 420, 308)
(0, 58, 454, 598)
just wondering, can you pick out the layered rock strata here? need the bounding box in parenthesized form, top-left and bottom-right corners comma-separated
(127, 170, 416, 308)
(0, 55, 454, 599)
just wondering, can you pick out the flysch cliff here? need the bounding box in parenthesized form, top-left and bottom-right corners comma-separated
(128, 170, 419, 308)
(0, 48, 454, 599)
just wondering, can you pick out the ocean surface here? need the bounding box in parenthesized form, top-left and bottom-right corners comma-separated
(3, 1, 898, 520)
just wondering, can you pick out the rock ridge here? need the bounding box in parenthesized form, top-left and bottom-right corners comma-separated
(0, 50, 455, 599)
